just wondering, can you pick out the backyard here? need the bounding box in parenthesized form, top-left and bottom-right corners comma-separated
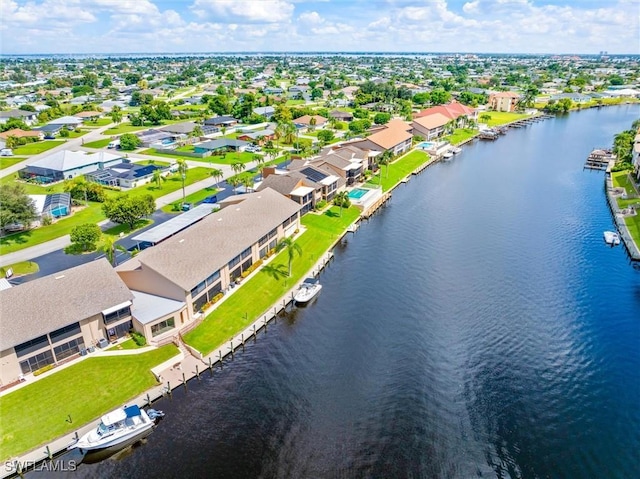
(441, 128, 477, 145)
(12, 141, 65, 156)
(183, 206, 360, 354)
(482, 112, 530, 127)
(83, 138, 113, 149)
(0, 345, 178, 460)
(366, 149, 432, 192)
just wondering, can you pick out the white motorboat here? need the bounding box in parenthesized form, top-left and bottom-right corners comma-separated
(442, 151, 454, 161)
(452, 147, 462, 154)
(603, 231, 621, 246)
(70, 405, 164, 451)
(294, 278, 322, 304)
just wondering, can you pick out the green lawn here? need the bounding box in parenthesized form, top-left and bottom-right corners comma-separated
(0, 260, 39, 277)
(83, 118, 113, 127)
(285, 99, 306, 106)
(366, 150, 431, 192)
(125, 168, 212, 201)
(0, 157, 27, 170)
(103, 219, 153, 237)
(138, 149, 192, 162)
(625, 215, 640, 249)
(0, 345, 178, 460)
(482, 112, 530, 127)
(612, 170, 638, 197)
(83, 138, 113, 149)
(135, 159, 171, 167)
(66, 129, 89, 139)
(104, 123, 148, 135)
(197, 151, 258, 165)
(0, 175, 66, 195)
(12, 141, 65, 156)
(106, 338, 144, 351)
(183, 206, 360, 354)
(441, 128, 478, 145)
(0, 203, 105, 255)
(161, 186, 219, 213)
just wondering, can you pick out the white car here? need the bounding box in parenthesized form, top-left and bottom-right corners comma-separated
(0, 148, 13, 157)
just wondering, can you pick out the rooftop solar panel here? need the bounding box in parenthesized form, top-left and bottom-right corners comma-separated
(300, 167, 328, 183)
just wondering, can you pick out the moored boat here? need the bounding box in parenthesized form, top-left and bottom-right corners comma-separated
(70, 406, 164, 451)
(603, 231, 621, 246)
(442, 151, 454, 160)
(294, 278, 322, 304)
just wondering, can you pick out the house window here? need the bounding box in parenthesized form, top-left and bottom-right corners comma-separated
(259, 228, 277, 246)
(19, 350, 54, 374)
(151, 317, 176, 337)
(228, 254, 241, 269)
(49, 323, 81, 344)
(15, 335, 49, 358)
(206, 270, 220, 286)
(103, 306, 131, 325)
(53, 337, 85, 362)
(190, 280, 206, 297)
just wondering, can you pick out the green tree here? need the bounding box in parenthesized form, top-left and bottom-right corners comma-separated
(99, 235, 128, 266)
(69, 223, 102, 252)
(0, 184, 37, 230)
(102, 194, 155, 231)
(210, 167, 223, 188)
(110, 105, 122, 124)
(373, 112, 391, 125)
(333, 191, 351, 217)
(231, 162, 245, 176)
(119, 133, 141, 150)
(276, 236, 303, 277)
(152, 169, 165, 189)
(176, 158, 189, 202)
(228, 176, 242, 194)
(191, 124, 204, 138)
(317, 129, 334, 145)
(242, 176, 254, 193)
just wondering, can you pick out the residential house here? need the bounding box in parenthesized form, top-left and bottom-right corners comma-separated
(414, 101, 478, 124)
(264, 87, 284, 95)
(253, 106, 275, 119)
(47, 115, 84, 129)
(329, 110, 354, 122)
(282, 163, 343, 201)
(116, 188, 302, 321)
(203, 116, 239, 129)
(488, 92, 521, 112)
(86, 160, 169, 189)
(0, 128, 44, 141)
(294, 145, 369, 186)
(0, 109, 38, 126)
(19, 150, 123, 183)
(347, 122, 413, 157)
(74, 111, 103, 121)
(257, 171, 320, 214)
(193, 138, 250, 154)
(0, 259, 135, 385)
(412, 113, 451, 140)
(294, 115, 327, 131)
(28, 192, 71, 219)
(237, 129, 275, 144)
(136, 129, 176, 148)
(159, 121, 217, 137)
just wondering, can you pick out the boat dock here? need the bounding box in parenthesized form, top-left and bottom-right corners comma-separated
(584, 148, 617, 170)
(362, 191, 391, 219)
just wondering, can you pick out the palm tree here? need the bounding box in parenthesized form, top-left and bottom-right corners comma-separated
(241, 176, 253, 193)
(110, 106, 122, 124)
(191, 124, 204, 138)
(176, 158, 188, 203)
(100, 235, 128, 266)
(210, 167, 223, 188)
(276, 237, 303, 277)
(152, 169, 165, 189)
(231, 162, 245, 176)
(309, 116, 317, 131)
(334, 191, 351, 217)
(228, 176, 242, 194)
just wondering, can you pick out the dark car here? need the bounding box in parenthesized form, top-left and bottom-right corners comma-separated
(202, 195, 218, 204)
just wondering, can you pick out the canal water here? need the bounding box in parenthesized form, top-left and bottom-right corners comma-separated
(44, 105, 640, 478)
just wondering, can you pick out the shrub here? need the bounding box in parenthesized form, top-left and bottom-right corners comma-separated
(131, 331, 146, 346)
(40, 214, 53, 226)
(33, 364, 55, 376)
(315, 199, 327, 211)
(241, 259, 263, 278)
(59, 129, 70, 138)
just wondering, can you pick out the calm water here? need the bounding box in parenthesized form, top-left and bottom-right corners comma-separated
(46, 106, 640, 479)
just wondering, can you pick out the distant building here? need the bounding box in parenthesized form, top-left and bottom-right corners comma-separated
(488, 92, 520, 112)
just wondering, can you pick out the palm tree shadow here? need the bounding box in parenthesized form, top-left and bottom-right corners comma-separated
(261, 263, 288, 281)
(326, 210, 339, 218)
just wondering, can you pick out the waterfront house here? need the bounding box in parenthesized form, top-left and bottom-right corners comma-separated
(0, 259, 134, 386)
(633, 127, 640, 180)
(19, 150, 123, 184)
(412, 113, 451, 140)
(346, 122, 412, 157)
(116, 188, 302, 320)
(414, 102, 478, 124)
(294, 145, 369, 186)
(257, 171, 320, 214)
(488, 92, 521, 112)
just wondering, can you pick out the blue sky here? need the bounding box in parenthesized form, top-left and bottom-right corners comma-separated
(1, 0, 638, 54)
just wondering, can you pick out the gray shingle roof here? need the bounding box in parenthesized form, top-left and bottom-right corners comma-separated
(117, 188, 302, 290)
(0, 259, 134, 351)
(257, 172, 318, 196)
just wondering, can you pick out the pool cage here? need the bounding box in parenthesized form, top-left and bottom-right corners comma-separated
(41, 192, 71, 218)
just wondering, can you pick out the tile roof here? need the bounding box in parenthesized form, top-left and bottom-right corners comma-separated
(414, 102, 476, 120)
(0, 128, 43, 139)
(412, 113, 451, 130)
(0, 259, 134, 351)
(117, 188, 302, 291)
(360, 123, 413, 150)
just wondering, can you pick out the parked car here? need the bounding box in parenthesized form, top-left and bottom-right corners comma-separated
(202, 195, 218, 204)
(182, 202, 193, 211)
(0, 148, 13, 157)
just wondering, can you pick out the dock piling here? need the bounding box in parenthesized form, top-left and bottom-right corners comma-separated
(195, 364, 200, 380)
(46, 445, 52, 460)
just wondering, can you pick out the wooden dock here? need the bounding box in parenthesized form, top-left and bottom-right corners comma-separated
(584, 148, 616, 170)
(362, 192, 391, 219)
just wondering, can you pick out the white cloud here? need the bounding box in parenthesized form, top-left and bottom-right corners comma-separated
(191, 0, 294, 23)
(462, 1, 479, 14)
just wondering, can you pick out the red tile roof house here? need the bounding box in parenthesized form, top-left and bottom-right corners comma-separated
(488, 92, 521, 112)
(293, 115, 328, 132)
(0, 128, 44, 141)
(414, 101, 478, 125)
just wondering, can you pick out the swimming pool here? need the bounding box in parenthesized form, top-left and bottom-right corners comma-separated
(418, 141, 436, 149)
(348, 188, 370, 200)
